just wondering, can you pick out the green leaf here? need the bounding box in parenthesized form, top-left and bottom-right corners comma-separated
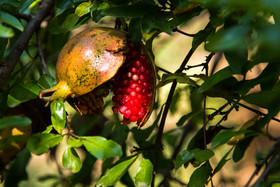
(111, 124, 129, 145)
(7, 82, 41, 107)
(142, 11, 172, 34)
(27, 133, 63, 155)
(82, 136, 122, 160)
(129, 18, 142, 44)
(54, 0, 73, 15)
(49, 9, 80, 34)
(75, 2, 93, 17)
(224, 48, 248, 74)
(193, 149, 214, 166)
(174, 150, 195, 170)
(102, 3, 160, 18)
(38, 75, 57, 89)
(232, 135, 255, 162)
(157, 73, 196, 88)
(62, 146, 82, 173)
(197, 66, 234, 93)
(4, 148, 31, 187)
(97, 156, 138, 186)
(212, 148, 232, 175)
(0, 116, 31, 129)
(67, 136, 83, 147)
(43, 125, 53, 133)
(0, 11, 23, 31)
(205, 25, 249, 52)
(134, 159, 153, 187)
(176, 110, 202, 127)
(242, 82, 280, 110)
(188, 161, 212, 187)
(192, 25, 213, 50)
(0, 24, 14, 38)
(132, 103, 165, 147)
(50, 99, 66, 134)
(211, 130, 247, 147)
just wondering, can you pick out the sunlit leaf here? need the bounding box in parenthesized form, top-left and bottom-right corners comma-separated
(67, 136, 83, 147)
(0, 24, 14, 38)
(50, 99, 66, 134)
(27, 133, 63, 155)
(97, 156, 138, 186)
(75, 2, 93, 17)
(62, 146, 82, 173)
(82, 136, 122, 160)
(134, 159, 153, 187)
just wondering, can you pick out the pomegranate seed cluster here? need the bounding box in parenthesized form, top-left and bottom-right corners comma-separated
(112, 43, 153, 125)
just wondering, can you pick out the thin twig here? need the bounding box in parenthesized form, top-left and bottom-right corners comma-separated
(151, 48, 194, 187)
(209, 52, 223, 75)
(204, 52, 215, 76)
(208, 102, 229, 121)
(0, 0, 55, 89)
(157, 66, 172, 74)
(253, 153, 280, 186)
(237, 102, 280, 123)
(203, 95, 207, 149)
(36, 31, 50, 76)
(245, 139, 280, 187)
(173, 28, 196, 37)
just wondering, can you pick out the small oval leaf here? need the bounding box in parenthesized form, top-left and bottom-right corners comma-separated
(82, 136, 122, 160)
(50, 99, 66, 134)
(62, 146, 82, 173)
(75, 2, 93, 17)
(134, 159, 153, 187)
(175, 150, 195, 170)
(188, 161, 212, 187)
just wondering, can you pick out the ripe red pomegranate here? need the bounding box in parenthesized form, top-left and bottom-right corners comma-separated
(40, 27, 156, 128)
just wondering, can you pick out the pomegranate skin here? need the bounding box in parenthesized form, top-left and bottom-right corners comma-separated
(40, 27, 128, 103)
(40, 27, 156, 128)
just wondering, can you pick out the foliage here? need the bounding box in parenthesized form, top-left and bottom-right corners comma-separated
(1, 0, 280, 186)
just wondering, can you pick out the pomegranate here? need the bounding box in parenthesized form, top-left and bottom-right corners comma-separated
(40, 27, 156, 128)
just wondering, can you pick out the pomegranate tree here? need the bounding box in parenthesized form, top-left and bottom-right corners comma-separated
(40, 27, 156, 128)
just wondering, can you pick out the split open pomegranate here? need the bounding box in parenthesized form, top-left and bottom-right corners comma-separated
(39, 27, 156, 128)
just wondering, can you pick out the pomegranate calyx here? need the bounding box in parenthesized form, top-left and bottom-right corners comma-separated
(39, 81, 73, 106)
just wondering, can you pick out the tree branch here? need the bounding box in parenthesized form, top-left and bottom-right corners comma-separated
(0, 0, 54, 90)
(36, 31, 50, 76)
(151, 48, 194, 187)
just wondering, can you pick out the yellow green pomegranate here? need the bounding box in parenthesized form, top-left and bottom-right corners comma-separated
(40, 27, 156, 128)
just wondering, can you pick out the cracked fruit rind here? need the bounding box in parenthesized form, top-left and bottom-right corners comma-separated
(40, 27, 156, 128)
